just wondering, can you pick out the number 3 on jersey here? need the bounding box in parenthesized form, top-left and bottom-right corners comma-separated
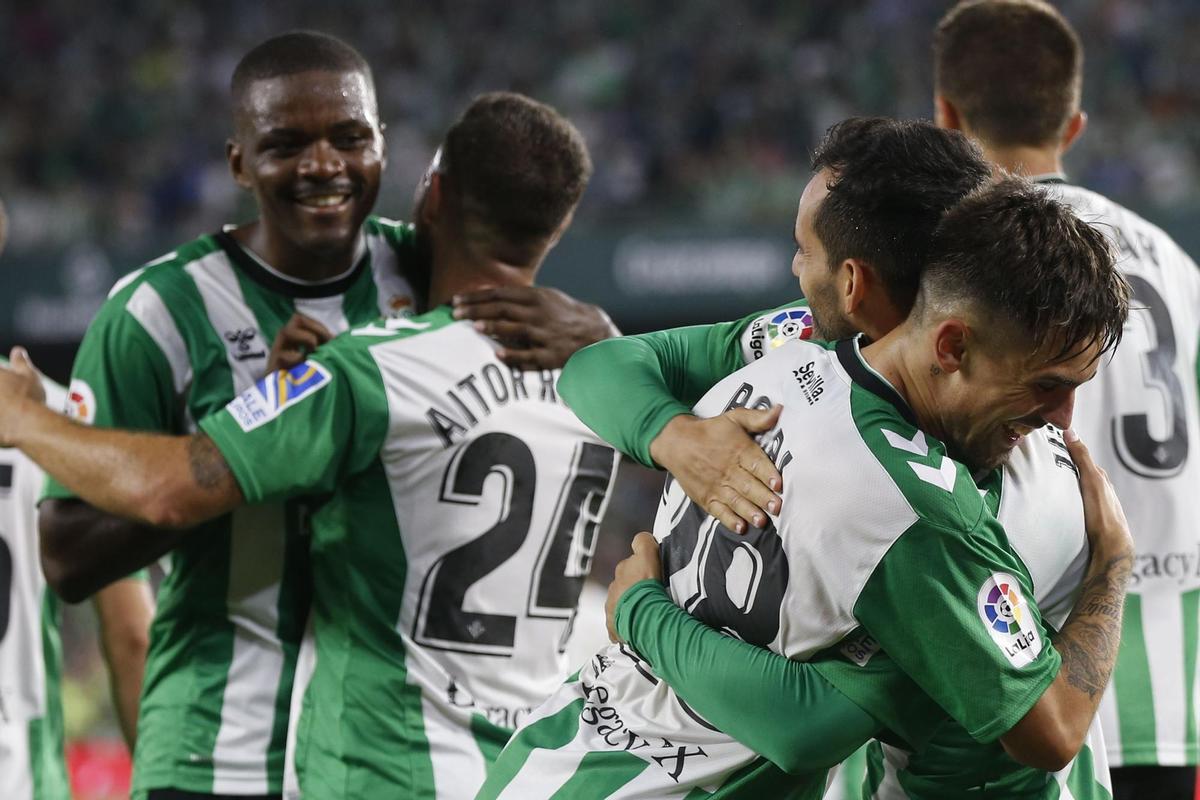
(413, 433, 618, 656)
(1114, 276, 1189, 478)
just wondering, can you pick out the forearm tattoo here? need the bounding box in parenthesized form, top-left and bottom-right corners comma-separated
(1056, 551, 1134, 699)
(187, 434, 232, 490)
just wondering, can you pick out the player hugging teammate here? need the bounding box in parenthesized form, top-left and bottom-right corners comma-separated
(5, 3, 1200, 800)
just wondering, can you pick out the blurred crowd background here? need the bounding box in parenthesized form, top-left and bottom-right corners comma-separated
(3, 2, 1198, 797)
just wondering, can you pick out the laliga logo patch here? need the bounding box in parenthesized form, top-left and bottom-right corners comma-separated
(65, 379, 96, 424)
(767, 309, 814, 348)
(228, 360, 331, 432)
(977, 572, 1042, 668)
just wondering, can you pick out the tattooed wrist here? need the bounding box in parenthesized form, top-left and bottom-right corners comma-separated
(187, 434, 232, 490)
(1056, 549, 1132, 699)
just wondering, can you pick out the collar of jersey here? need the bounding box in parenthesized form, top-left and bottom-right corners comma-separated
(835, 335, 918, 427)
(212, 229, 371, 299)
(1029, 171, 1068, 185)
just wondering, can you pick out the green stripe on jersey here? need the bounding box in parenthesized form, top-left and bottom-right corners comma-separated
(31, 589, 69, 800)
(1183, 588, 1200, 759)
(478, 698, 587, 799)
(1112, 594, 1158, 763)
(1065, 745, 1111, 800)
(548, 751, 649, 799)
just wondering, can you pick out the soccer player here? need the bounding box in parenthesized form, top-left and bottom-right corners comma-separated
(34, 33, 616, 800)
(0, 199, 152, 799)
(0, 91, 618, 800)
(477, 132, 1131, 798)
(932, 3, 1200, 797)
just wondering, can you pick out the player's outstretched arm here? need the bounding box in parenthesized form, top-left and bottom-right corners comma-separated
(92, 576, 153, 749)
(604, 534, 906, 774)
(0, 350, 243, 530)
(999, 429, 1133, 771)
(40, 501, 183, 602)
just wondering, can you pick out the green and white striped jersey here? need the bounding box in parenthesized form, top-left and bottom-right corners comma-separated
(481, 336, 1062, 799)
(1, 377, 69, 800)
(1046, 181, 1200, 768)
(862, 425, 1110, 799)
(201, 306, 619, 799)
(42, 217, 421, 797)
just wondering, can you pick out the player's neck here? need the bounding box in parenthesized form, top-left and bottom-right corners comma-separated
(231, 221, 366, 283)
(427, 248, 537, 308)
(979, 143, 1064, 180)
(858, 324, 947, 442)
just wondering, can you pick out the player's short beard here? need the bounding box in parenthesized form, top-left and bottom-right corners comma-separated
(806, 282, 858, 342)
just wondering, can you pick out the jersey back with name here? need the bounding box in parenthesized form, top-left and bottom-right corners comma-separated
(1053, 183, 1200, 768)
(201, 308, 619, 799)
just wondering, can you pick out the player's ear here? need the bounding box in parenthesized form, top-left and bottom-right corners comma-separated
(841, 258, 870, 316)
(544, 208, 576, 251)
(934, 95, 962, 132)
(227, 139, 252, 190)
(932, 318, 969, 374)
(1060, 110, 1087, 155)
(418, 172, 443, 228)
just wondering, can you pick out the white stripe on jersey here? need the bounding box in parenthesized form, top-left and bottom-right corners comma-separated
(283, 624, 316, 800)
(293, 296, 351, 338)
(185, 254, 268, 394)
(126, 282, 193, 396)
(872, 746, 910, 800)
(420, 690, 490, 799)
(1097, 679, 1123, 763)
(366, 232, 418, 318)
(494, 747, 590, 800)
(210, 503, 287, 795)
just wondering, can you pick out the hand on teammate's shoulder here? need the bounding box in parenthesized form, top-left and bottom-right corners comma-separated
(453, 285, 619, 370)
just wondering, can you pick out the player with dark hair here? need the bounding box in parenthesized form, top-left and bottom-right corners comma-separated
(35, 31, 614, 800)
(933, 3, 1200, 797)
(532, 117, 1127, 798)
(473, 134, 1132, 796)
(0, 91, 619, 800)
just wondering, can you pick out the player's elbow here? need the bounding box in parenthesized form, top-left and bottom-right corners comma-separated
(39, 505, 98, 603)
(999, 705, 1084, 772)
(1005, 734, 1076, 773)
(138, 489, 203, 530)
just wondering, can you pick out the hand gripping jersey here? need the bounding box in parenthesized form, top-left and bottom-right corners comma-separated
(1, 378, 70, 800)
(1046, 181, 1200, 768)
(42, 217, 419, 797)
(481, 336, 1065, 799)
(200, 306, 619, 799)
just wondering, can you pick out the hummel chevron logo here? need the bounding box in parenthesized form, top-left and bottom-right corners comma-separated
(882, 428, 928, 456)
(882, 428, 956, 492)
(910, 457, 957, 492)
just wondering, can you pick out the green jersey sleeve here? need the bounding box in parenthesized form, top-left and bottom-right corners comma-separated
(43, 294, 180, 501)
(557, 300, 808, 467)
(616, 580, 945, 772)
(199, 348, 388, 504)
(615, 580, 876, 773)
(853, 517, 1061, 744)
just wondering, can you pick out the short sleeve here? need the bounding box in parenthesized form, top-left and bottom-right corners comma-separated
(42, 296, 179, 501)
(200, 351, 386, 504)
(853, 518, 1061, 743)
